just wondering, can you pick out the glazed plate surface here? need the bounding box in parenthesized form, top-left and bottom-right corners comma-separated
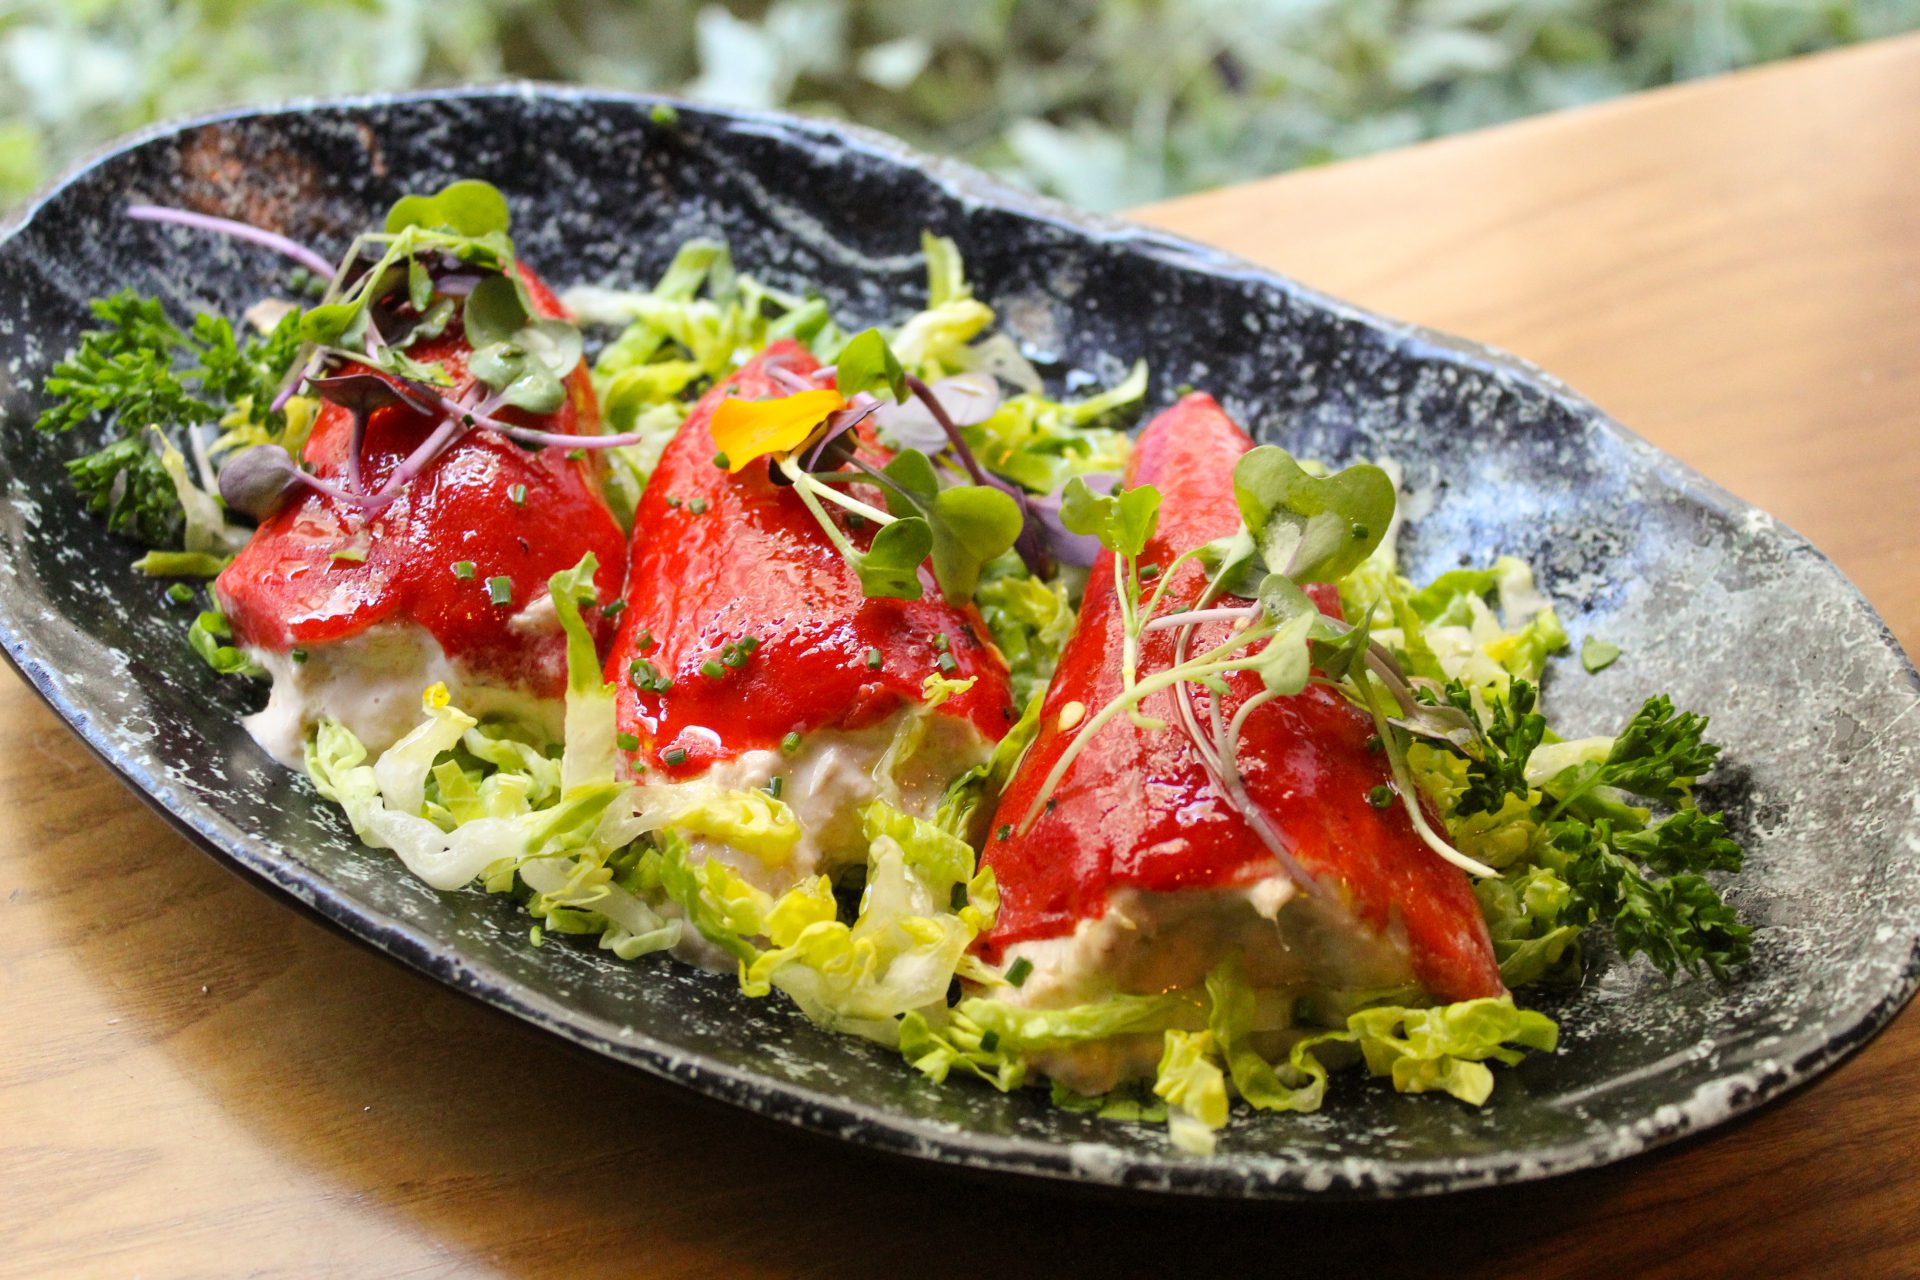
(1, 88, 1916, 1199)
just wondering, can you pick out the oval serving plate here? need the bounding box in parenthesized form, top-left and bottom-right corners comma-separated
(1, 87, 1916, 1201)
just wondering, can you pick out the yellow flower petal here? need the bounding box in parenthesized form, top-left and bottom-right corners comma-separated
(711, 389, 846, 472)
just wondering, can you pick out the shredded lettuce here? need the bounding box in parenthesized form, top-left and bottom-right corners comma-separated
(1153, 1030, 1229, 1155)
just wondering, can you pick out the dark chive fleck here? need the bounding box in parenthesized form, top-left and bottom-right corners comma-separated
(700, 658, 726, 679)
(1364, 734, 1384, 753)
(566, 448, 587, 461)
(1352, 524, 1370, 541)
(864, 648, 883, 669)
(936, 652, 958, 674)
(290, 648, 309, 664)
(166, 583, 194, 604)
(767, 776, 784, 799)
(637, 628, 655, 651)
(1045, 797, 1056, 812)
(995, 823, 1012, 841)
(663, 747, 687, 766)
(601, 597, 628, 620)
(1368, 784, 1394, 808)
(741, 635, 762, 653)
(688, 497, 710, 515)
(509, 483, 528, 506)
(721, 646, 747, 669)
(666, 496, 682, 508)
(628, 659, 658, 689)
(949, 882, 969, 911)
(932, 632, 950, 653)
(486, 575, 513, 605)
(780, 731, 802, 755)
(979, 1029, 1002, 1054)
(452, 560, 476, 580)
(712, 451, 730, 469)
(1140, 564, 1161, 581)
(655, 676, 672, 693)
(1005, 958, 1033, 988)
(616, 732, 640, 751)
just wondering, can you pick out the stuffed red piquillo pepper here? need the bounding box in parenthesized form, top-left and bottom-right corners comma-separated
(976, 393, 1503, 1092)
(605, 342, 1017, 896)
(216, 265, 627, 765)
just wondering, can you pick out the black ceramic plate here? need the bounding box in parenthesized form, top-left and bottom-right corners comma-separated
(2, 88, 1916, 1201)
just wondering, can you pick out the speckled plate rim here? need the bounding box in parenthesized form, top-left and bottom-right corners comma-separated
(2, 84, 1916, 1201)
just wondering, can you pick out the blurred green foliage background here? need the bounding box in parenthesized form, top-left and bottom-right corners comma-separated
(3, 0, 1916, 211)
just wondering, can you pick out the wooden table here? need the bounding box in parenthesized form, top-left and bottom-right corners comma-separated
(5, 35, 1918, 1279)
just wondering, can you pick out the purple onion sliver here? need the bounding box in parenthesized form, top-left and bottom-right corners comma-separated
(127, 204, 335, 278)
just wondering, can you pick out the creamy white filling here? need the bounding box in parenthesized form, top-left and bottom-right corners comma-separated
(997, 879, 1418, 1095)
(242, 623, 560, 768)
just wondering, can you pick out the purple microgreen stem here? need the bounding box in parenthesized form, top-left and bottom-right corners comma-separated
(127, 203, 336, 278)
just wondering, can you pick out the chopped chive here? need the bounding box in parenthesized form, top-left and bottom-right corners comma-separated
(529, 924, 545, 948)
(662, 747, 688, 766)
(452, 560, 476, 580)
(741, 635, 762, 653)
(936, 652, 958, 674)
(864, 647, 883, 670)
(637, 628, 655, 651)
(1367, 784, 1394, 809)
(721, 646, 747, 669)
(486, 575, 513, 605)
(1140, 564, 1161, 582)
(979, 1029, 1001, 1053)
(1364, 734, 1384, 753)
(287, 266, 310, 291)
(700, 658, 726, 679)
(666, 496, 682, 509)
(780, 731, 802, 755)
(509, 483, 528, 506)
(712, 451, 730, 469)
(330, 547, 366, 564)
(688, 497, 709, 515)
(932, 633, 950, 653)
(767, 776, 784, 799)
(949, 882, 969, 912)
(995, 823, 1012, 841)
(616, 732, 640, 751)
(601, 597, 628, 620)
(290, 648, 309, 664)
(166, 583, 194, 604)
(846, 513, 866, 532)
(1352, 524, 1370, 542)
(1005, 957, 1033, 988)
(565, 448, 587, 461)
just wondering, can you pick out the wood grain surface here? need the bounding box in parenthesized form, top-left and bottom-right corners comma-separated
(4, 34, 1918, 1280)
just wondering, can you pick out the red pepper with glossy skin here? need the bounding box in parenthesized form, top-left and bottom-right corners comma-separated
(978, 393, 1503, 1004)
(216, 265, 627, 695)
(607, 342, 1015, 780)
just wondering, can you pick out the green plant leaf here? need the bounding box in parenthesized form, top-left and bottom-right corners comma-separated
(854, 516, 932, 600)
(1059, 475, 1160, 558)
(835, 327, 908, 402)
(1233, 446, 1394, 583)
(928, 483, 1024, 602)
(384, 178, 511, 238)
